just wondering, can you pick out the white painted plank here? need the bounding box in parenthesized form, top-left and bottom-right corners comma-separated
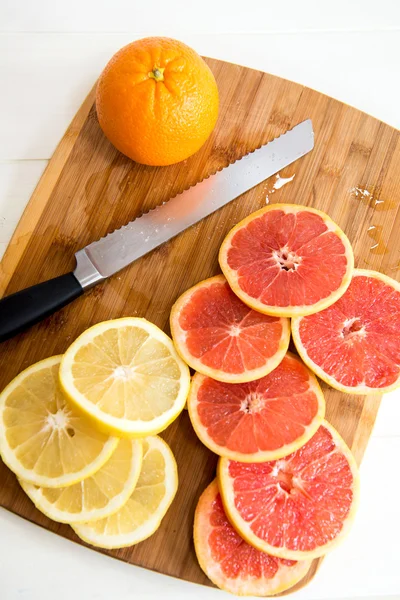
(1, 435, 399, 600)
(1, 0, 399, 33)
(1, 30, 400, 162)
(371, 389, 400, 438)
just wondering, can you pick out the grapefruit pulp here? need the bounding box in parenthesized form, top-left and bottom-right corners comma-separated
(170, 275, 290, 383)
(219, 204, 354, 317)
(218, 422, 359, 560)
(194, 480, 311, 596)
(187, 352, 325, 462)
(292, 269, 400, 394)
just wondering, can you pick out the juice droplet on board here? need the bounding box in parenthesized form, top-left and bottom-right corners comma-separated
(263, 172, 296, 204)
(362, 258, 373, 266)
(367, 225, 389, 255)
(350, 186, 397, 211)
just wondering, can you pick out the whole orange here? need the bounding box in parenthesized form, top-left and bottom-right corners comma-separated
(96, 37, 219, 166)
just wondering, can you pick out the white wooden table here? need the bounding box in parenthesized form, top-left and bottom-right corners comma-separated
(1, 1, 400, 598)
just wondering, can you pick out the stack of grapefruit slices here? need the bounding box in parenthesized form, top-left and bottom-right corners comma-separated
(171, 203, 400, 596)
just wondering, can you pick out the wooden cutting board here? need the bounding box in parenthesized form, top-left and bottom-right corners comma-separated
(1, 57, 399, 593)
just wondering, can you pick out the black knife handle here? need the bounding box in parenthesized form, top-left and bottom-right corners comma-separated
(0, 273, 84, 342)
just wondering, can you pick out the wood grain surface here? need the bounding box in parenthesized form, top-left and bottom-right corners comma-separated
(0, 57, 399, 592)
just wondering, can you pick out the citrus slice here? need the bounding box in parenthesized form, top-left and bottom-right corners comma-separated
(170, 275, 290, 383)
(187, 352, 325, 462)
(20, 438, 142, 523)
(60, 318, 190, 437)
(194, 480, 311, 596)
(218, 422, 359, 560)
(292, 269, 400, 394)
(219, 204, 354, 317)
(72, 435, 178, 548)
(0, 356, 118, 488)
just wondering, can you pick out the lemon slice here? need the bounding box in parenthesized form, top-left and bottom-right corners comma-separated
(0, 356, 118, 488)
(73, 435, 178, 549)
(20, 438, 142, 523)
(60, 318, 190, 437)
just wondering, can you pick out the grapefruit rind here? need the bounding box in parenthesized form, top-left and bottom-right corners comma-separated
(187, 352, 326, 462)
(218, 421, 360, 561)
(170, 275, 291, 383)
(292, 269, 400, 395)
(194, 480, 312, 596)
(219, 204, 354, 318)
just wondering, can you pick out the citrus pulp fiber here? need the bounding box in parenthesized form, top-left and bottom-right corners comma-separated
(194, 480, 311, 596)
(59, 318, 190, 437)
(21, 439, 143, 523)
(187, 352, 325, 462)
(218, 421, 359, 560)
(292, 269, 400, 394)
(73, 436, 178, 548)
(219, 204, 354, 317)
(0, 356, 118, 488)
(170, 275, 290, 383)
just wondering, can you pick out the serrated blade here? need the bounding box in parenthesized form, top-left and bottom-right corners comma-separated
(78, 119, 314, 281)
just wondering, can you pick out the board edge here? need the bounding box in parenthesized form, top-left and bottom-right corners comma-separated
(0, 84, 97, 296)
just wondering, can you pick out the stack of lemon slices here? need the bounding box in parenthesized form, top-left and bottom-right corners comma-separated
(0, 318, 190, 549)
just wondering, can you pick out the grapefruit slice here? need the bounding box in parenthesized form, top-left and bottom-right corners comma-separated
(170, 275, 290, 383)
(219, 204, 354, 317)
(194, 480, 311, 596)
(187, 352, 325, 462)
(218, 421, 359, 560)
(292, 269, 400, 394)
